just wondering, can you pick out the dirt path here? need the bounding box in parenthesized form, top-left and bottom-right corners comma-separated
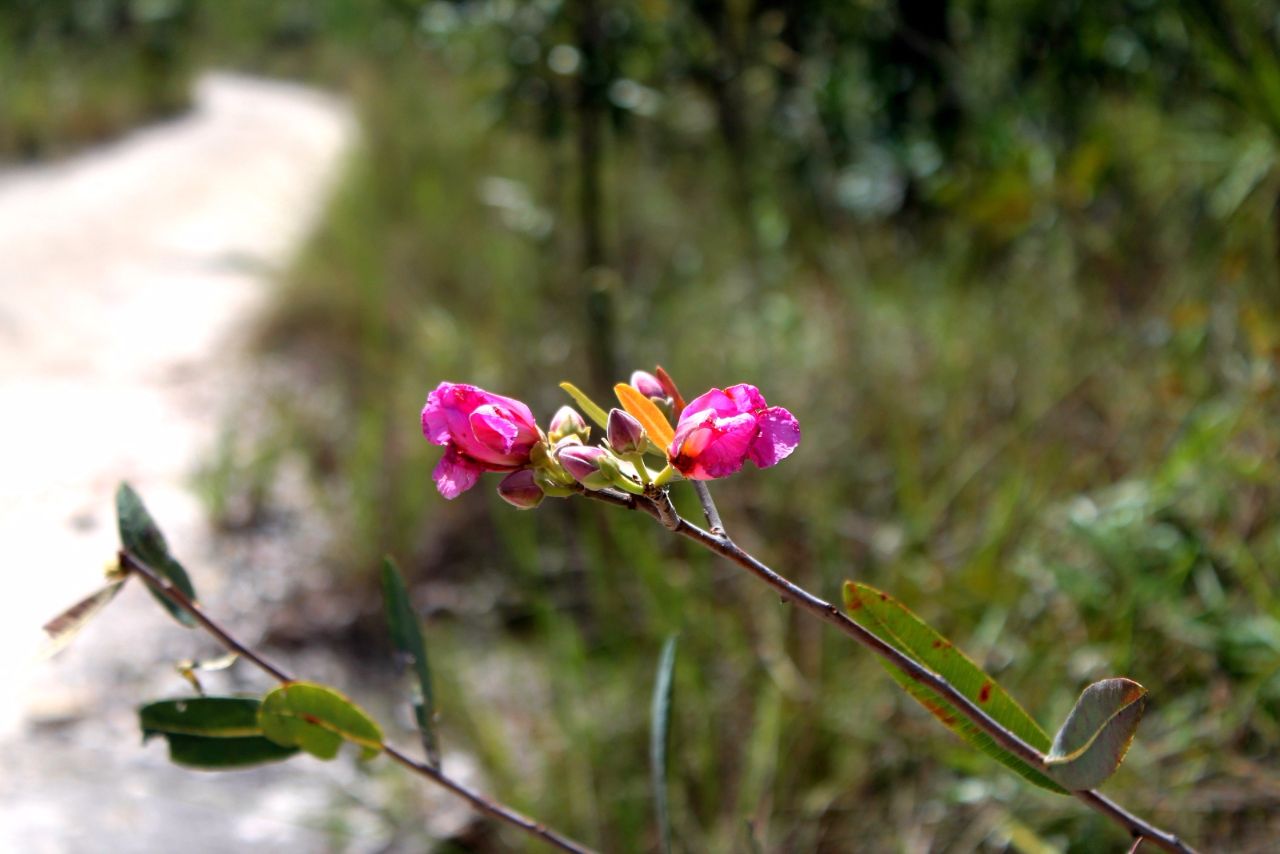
(0, 73, 360, 851)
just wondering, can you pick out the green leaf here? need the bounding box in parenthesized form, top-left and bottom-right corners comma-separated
(141, 697, 264, 738)
(140, 697, 299, 769)
(842, 582, 1067, 794)
(159, 734, 301, 768)
(258, 682, 384, 761)
(40, 578, 126, 658)
(558, 381, 610, 429)
(650, 634, 678, 854)
(116, 482, 198, 627)
(381, 557, 439, 767)
(1045, 678, 1147, 790)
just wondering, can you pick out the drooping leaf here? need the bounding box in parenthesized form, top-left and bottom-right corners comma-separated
(40, 577, 126, 658)
(258, 682, 384, 761)
(650, 634, 678, 854)
(140, 696, 298, 769)
(614, 383, 675, 448)
(381, 557, 439, 767)
(1045, 678, 1147, 790)
(116, 482, 198, 627)
(842, 582, 1067, 794)
(559, 381, 610, 429)
(158, 734, 301, 769)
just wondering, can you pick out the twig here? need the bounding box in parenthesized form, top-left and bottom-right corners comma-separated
(574, 491, 1198, 854)
(691, 481, 725, 538)
(117, 550, 597, 854)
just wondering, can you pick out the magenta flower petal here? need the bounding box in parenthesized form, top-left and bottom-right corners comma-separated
(422, 381, 542, 499)
(724, 383, 768, 413)
(748, 406, 801, 469)
(433, 447, 482, 499)
(470, 404, 521, 457)
(672, 412, 756, 480)
(668, 384, 800, 480)
(681, 388, 738, 419)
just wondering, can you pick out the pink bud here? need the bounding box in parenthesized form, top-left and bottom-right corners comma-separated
(630, 370, 665, 400)
(497, 469, 544, 509)
(607, 408, 646, 454)
(557, 445, 609, 485)
(548, 405, 589, 442)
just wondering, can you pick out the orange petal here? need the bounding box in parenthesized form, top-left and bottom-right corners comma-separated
(614, 383, 675, 449)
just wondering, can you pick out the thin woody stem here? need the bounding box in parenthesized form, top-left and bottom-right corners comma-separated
(691, 481, 725, 537)
(575, 489, 1197, 854)
(117, 549, 597, 854)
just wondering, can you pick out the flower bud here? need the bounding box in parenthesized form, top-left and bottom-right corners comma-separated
(496, 469, 544, 509)
(548, 405, 590, 443)
(630, 370, 665, 400)
(557, 445, 613, 489)
(607, 408, 646, 455)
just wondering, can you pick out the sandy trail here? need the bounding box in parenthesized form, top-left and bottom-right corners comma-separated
(0, 73, 360, 851)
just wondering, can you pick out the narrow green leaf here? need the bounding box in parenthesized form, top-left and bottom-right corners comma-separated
(559, 381, 610, 429)
(1046, 678, 1147, 790)
(258, 682, 384, 761)
(40, 578, 126, 658)
(842, 582, 1067, 794)
(381, 557, 439, 767)
(116, 482, 198, 627)
(650, 634, 678, 854)
(140, 696, 298, 769)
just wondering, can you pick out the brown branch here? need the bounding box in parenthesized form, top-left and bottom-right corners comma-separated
(117, 549, 597, 854)
(574, 490, 1199, 854)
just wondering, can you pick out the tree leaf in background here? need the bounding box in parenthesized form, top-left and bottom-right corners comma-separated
(1045, 678, 1148, 790)
(559, 381, 610, 429)
(842, 581, 1067, 794)
(381, 557, 439, 767)
(258, 681, 384, 761)
(115, 482, 198, 627)
(650, 634, 678, 854)
(140, 696, 298, 769)
(40, 576, 126, 658)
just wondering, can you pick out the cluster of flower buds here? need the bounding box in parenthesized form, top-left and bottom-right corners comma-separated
(420, 369, 800, 507)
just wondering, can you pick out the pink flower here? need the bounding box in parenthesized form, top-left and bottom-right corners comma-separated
(421, 382, 541, 499)
(668, 384, 800, 480)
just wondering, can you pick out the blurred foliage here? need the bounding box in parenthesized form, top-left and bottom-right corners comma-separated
(16, 0, 1280, 850)
(0, 0, 199, 157)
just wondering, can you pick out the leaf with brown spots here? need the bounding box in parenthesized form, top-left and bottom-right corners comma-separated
(842, 581, 1067, 794)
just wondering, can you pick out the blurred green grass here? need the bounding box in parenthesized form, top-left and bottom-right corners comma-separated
(13, 1, 1280, 850)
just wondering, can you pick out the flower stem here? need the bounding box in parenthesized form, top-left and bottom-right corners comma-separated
(574, 490, 1198, 854)
(117, 549, 597, 854)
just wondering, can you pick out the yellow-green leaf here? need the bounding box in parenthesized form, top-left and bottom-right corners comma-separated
(614, 383, 675, 449)
(559, 382, 610, 429)
(1046, 678, 1147, 790)
(843, 581, 1067, 794)
(259, 682, 384, 761)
